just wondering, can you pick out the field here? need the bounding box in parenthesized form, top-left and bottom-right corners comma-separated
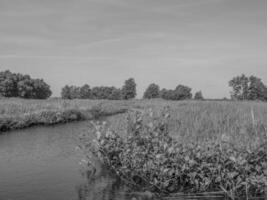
(1, 98, 267, 146)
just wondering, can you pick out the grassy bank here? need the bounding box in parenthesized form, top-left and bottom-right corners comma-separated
(0, 98, 129, 132)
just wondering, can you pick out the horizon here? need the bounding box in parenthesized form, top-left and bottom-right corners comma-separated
(1, 0, 267, 98)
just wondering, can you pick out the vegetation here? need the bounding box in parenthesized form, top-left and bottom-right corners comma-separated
(0, 98, 128, 132)
(0, 70, 52, 99)
(229, 74, 267, 101)
(160, 85, 192, 100)
(194, 91, 204, 100)
(82, 103, 267, 199)
(143, 83, 160, 99)
(122, 78, 137, 100)
(60, 78, 136, 100)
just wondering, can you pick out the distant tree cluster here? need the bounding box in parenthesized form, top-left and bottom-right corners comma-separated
(143, 83, 160, 99)
(61, 78, 136, 100)
(143, 83, 204, 101)
(0, 70, 52, 99)
(3, 69, 267, 102)
(160, 85, 193, 100)
(229, 74, 267, 101)
(194, 91, 204, 100)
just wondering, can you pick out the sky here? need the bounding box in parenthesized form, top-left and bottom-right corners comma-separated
(0, 0, 267, 98)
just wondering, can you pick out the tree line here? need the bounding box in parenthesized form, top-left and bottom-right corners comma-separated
(61, 80, 204, 101)
(61, 78, 136, 100)
(0, 70, 52, 99)
(1, 70, 267, 101)
(143, 83, 204, 100)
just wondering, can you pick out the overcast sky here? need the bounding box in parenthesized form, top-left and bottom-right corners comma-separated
(0, 0, 267, 98)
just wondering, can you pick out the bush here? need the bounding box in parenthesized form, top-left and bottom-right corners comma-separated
(81, 108, 267, 199)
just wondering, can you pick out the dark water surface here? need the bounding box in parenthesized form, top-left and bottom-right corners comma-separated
(0, 122, 225, 200)
(0, 122, 127, 200)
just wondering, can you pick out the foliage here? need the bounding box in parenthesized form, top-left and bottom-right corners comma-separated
(122, 78, 137, 100)
(173, 85, 192, 100)
(160, 85, 192, 100)
(0, 70, 52, 99)
(61, 77, 135, 100)
(91, 86, 120, 100)
(143, 83, 160, 99)
(159, 89, 173, 100)
(80, 84, 92, 99)
(61, 85, 72, 99)
(61, 85, 81, 99)
(84, 108, 267, 199)
(108, 88, 122, 100)
(229, 74, 267, 101)
(194, 91, 204, 100)
(61, 85, 122, 100)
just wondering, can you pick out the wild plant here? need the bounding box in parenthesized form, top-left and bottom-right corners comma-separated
(82, 107, 267, 199)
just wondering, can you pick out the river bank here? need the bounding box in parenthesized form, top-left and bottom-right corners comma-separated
(0, 98, 129, 132)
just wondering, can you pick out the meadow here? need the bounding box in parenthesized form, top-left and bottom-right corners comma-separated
(1, 98, 267, 146)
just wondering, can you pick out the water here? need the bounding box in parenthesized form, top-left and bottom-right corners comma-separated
(0, 122, 129, 200)
(0, 122, 225, 200)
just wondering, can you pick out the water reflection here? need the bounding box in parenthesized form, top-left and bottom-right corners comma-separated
(76, 167, 130, 200)
(76, 166, 228, 200)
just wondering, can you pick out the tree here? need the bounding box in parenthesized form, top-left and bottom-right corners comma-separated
(229, 74, 267, 101)
(61, 85, 72, 99)
(160, 89, 174, 100)
(229, 74, 249, 100)
(69, 86, 81, 99)
(17, 78, 34, 98)
(91, 86, 109, 99)
(194, 91, 204, 100)
(80, 84, 91, 99)
(0, 70, 18, 97)
(0, 70, 52, 99)
(32, 79, 52, 99)
(159, 85, 192, 101)
(247, 76, 267, 101)
(108, 88, 122, 100)
(173, 85, 192, 100)
(143, 83, 160, 99)
(122, 78, 136, 100)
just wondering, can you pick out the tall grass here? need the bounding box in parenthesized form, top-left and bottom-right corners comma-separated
(0, 98, 129, 132)
(106, 100, 267, 150)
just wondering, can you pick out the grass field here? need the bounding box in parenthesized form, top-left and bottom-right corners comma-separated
(1, 98, 267, 148)
(104, 99, 267, 149)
